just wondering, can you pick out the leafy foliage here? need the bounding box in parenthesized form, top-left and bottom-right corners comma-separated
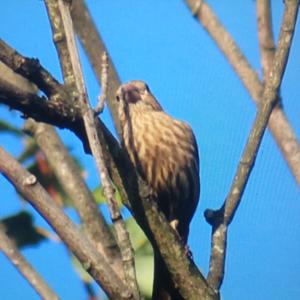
(72, 216, 154, 298)
(0, 118, 155, 298)
(0, 211, 45, 248)
(0, 119, 23, 136)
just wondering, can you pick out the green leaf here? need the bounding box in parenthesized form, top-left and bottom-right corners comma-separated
(126, 217, 153, 298)
(71, 217, 154, 297)
(126, 217, 152, 254)
(135, 254, 153, 298)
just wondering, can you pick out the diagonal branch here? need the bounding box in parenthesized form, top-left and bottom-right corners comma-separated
(0, 38, 131, 298)
(0, 75, 82, 140)
(44, 0, 139, 297)
(69, 2, 221, 299)
(0, 224, 59, 300)
(24, 119, 123, 275)
(204, 1, 299, 291)
(0, 7, 220, 298)
(0, 44, 119, 266)
(0, 60, 38, 94)
(70, 0, 122, 135)
(0, 40, 219, 300)
(0, 147, 132, 300)
(0, 39, 65, 99)
(254, 3, 300, 186)
(0, 40, 129, 209)
(184, 0, 300, 186)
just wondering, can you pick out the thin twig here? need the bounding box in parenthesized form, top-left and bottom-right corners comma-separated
(24, 119, 123, 274)
(254, 3, 300, 194)
(70, 0, 122, 135)
(184, 0, 300, 185)
(256, 0, 276, 80)
(44, 0, 139, 297)
(0, 224, 60, 300)
(205, 1, 299, 291)
(0, 147, 131, 300)
(95, 52, 108, 114)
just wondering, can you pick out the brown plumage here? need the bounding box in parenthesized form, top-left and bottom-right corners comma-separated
(116, 80, 200, 299)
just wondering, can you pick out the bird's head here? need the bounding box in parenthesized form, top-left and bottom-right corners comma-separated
(116, 80, 163, 113)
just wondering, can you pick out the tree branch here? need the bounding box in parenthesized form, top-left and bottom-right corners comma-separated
(95, 52, 109, 114)
(0, 40, 129, 209)
(0, 41, 219, 300)
(0, 147, 132, 300)
(0, 39, 65, 99)
(254, 3, 300, 199)
(0, 47, 141, 286)
(44, 0, 139, 297)
(0, 43, 117, 263)
(0, 8, 220, 299)
(256, 0, 276, 80)
(0, 76, 80, 133)
(23, 119, 123, 275)
(70, 0, 122, 135)
(0, 224, 59, 300)
(0, 60, 38, 94)
(184, 0, 300, 186)
(69, 2, 221, 298)
(204, 1, 299, 291)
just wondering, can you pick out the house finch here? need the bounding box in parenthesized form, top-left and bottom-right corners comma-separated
(116, 80, 200, 299)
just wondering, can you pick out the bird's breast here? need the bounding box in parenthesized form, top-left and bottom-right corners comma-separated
(122, 111, 198, 195)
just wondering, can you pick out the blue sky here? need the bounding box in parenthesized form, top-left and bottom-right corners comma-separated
(1, 1, 300, 299)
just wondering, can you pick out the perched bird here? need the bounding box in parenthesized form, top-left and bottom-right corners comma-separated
(116, 80, 200, 299)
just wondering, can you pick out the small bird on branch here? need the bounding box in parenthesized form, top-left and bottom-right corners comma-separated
(116, 80, 200, 300)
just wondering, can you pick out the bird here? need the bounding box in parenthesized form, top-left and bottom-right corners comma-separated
(116, 80, 200, 299)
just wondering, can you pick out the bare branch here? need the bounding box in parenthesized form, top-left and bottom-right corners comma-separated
(256, 0, 276, 80)
(0, 224, 59, 300)
(0, 7, 219, 299)
(0, 40, 219, 300)
(5, 31, 119, 265)
(0, 147, 132, 300)
(0, 42, 114, 157)
(204, 1, 299, 291)
(184, 0, 300, 185)
(70, 0, 122, 135)
(44, 0, 139, 297)
(0, 39, 64, 99)
(0, 77, 81, 137)
(95, 52, 109, 114)
(0, 60, 38, 94)
(70, 2, 221, 298)
(24, 119, 123, 275)
(139, 189, 218, 300)
(0, 41, 129, 207)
